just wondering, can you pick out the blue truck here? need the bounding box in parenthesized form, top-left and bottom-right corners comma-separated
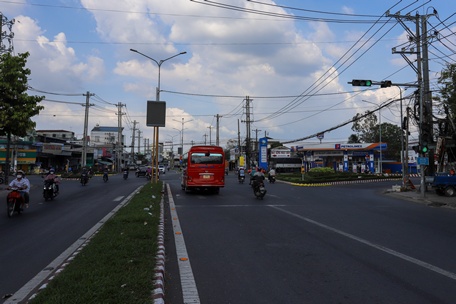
(432, 172, 456, 197)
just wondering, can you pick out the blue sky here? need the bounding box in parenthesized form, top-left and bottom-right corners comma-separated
(1, 0, 455, 152)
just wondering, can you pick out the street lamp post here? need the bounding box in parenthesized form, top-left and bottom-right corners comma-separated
(173, 118, 193, 156)
(363, 100, 383, 174)
(130, 49, 186, 182)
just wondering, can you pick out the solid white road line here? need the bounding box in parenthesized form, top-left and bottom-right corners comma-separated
(167, 184, 201, 304)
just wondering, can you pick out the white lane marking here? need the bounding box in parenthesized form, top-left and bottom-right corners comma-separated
(5, 187, 142, 303)
(167, 184, 201, 303)
(270, 205, 456, 281)
(113, 196, 124, 201)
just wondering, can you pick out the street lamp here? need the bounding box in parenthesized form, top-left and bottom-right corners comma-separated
(130, 49, 187, 182)
(362, 100, 383, 174)
(173, 118, 193, 155)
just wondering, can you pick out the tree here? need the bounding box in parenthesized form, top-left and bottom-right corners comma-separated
(434, 63, 456, 138)
(0, 52, 44, 182)
(350, 111, 402, 160)
(350, 111, 378, 143)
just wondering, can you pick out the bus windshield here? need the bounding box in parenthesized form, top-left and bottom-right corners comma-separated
(190, 152, 223, 165)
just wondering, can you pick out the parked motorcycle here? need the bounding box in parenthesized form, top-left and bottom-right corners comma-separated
(123, 170, 129, 180)
(6, 187, 24, 218)
(252, 179, 267, 200)
(81, 172, 89, 186)
(43, 179, 58, 201)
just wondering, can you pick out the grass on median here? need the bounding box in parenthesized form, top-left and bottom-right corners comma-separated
(29, 182, 163, 304)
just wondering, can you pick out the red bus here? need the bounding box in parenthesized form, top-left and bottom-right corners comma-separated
(181, 145, 225, 193)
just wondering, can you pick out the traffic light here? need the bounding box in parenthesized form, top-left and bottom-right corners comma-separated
(421, 141, 429, 154)
(351, 79, 372, 86)
(380, 80, 392, 88)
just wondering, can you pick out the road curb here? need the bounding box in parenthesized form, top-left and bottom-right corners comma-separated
(152, 184, 166, 304)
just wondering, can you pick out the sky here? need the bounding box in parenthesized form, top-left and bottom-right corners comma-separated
(1, 0, 455, 153)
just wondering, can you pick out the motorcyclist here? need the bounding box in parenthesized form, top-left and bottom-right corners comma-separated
(81, 167, 89, 184)
(44, 168, 60, 193)
(145, 166, 152, 180)
(248, 167, 256, 185)
(103, 167, 109, 181)
(238, 167, 245, 182)
(7, 170, 30, 209)
(268, 167, 276, 183)
(252, 167, 265, 189)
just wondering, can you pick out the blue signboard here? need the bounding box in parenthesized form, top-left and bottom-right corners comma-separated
(258, 137, 268, 170)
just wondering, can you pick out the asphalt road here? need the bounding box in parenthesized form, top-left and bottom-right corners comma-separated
(163, 171, 456, 304)
(0, 173, 147, 302)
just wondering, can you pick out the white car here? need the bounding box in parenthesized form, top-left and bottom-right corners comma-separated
(158, 165, 166, 174)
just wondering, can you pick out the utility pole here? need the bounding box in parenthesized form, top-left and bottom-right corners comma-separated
(388, 10, 436, 197)
(215, 114, 222, 146)
(203, 134, 208, 145)
(253, 128, 262, 164)
(137, 130, 142, 155)
(130, 120, 137, 164)
(116, 102, 126, 173)
(242, 96, 253, 169)
(207, 125, 213, 145)
(0, 12, 14, 54)
(82, 91, 94, 168)
(238, 119, 241, 166)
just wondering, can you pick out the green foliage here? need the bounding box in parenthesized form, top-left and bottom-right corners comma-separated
(350, 110, 403, 161)
(30, 182, 163, 304)
(434, 63, 456, 133)
(0, 52, 44, 137)
(308, 167, 335, 176)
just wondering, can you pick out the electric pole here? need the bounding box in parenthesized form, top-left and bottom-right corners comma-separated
(242, 96, 253, 169)
(130, 120, 137, 164)
(137, 130, 142, 155)
(82, 91, 94, 168)
(215, 114, 222, 146)
(116, 102, 126, 173)
(0, 12, 14, 54)
(388, 10, 436, 196)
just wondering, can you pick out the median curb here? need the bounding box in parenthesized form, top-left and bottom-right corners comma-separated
(152, 184, 166, 304)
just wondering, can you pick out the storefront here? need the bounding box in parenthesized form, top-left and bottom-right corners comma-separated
(291, 143, 387, 173)
(0, 149, 37, 173)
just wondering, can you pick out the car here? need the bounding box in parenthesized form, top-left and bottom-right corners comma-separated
(158, 165, 166, 174)
(135, 166, 148, 177)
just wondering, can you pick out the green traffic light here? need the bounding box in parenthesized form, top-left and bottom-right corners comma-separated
(365, 80, 372, 86)
(421, 146, 428, 153)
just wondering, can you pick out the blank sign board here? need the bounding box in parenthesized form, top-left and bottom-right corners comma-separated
(146, 101, 166, 127)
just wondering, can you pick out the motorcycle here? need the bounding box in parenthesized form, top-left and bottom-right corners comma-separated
(81, 172, 89, 186)
(238, 175, 245, 184)
(268, 175, 276, 184)
(103, 172, 109, 182)
(252, 179, 267, 200)
(43, 179, 58, 201)
(6, 187, 24, 218)
(123, 170, 129, 180)
(145, 172, 151, 181)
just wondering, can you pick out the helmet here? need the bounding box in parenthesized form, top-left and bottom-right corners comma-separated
(50, 168, 55, 174)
